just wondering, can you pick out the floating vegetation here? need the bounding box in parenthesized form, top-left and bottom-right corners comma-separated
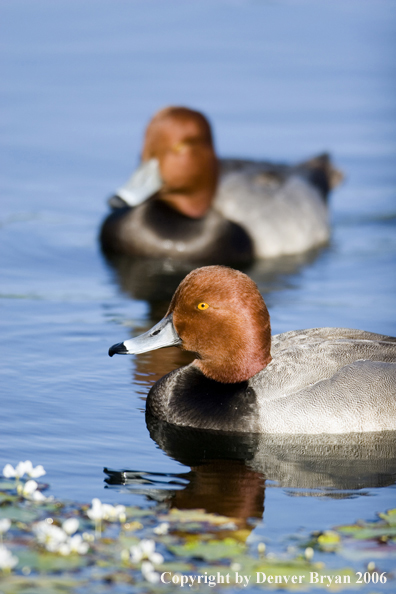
(0, 462, 395, 592)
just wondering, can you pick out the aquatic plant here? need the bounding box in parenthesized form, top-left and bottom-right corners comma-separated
(0, 460, 394, 592)
(0, 545, 18, 572)
(33, 518, 89, 555)
(16, 479, 48, 502)
(3, 461, 46, 480)
(86, 497, 126, 537)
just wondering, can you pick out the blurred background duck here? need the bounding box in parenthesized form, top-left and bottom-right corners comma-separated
(101, 106, 343, 264)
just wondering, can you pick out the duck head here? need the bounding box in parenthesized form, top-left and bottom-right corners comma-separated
(117, 107, 219, 219)
(109, 266, 272, 383)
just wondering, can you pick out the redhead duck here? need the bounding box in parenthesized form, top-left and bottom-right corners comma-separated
(101, 107, 342, 263)
(109, 266, 396, 434)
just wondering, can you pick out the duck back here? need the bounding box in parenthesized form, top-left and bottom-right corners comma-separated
(215, 156, 338, 258)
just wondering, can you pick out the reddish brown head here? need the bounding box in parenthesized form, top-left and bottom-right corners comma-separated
(167, 266, 272, 383)
(141, 106, 219, 218)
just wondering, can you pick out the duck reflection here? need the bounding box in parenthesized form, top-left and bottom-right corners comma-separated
(169, 461, 264, 523)
(102, 247, 322, 317)
(105, 418, 396, 533)
(147, 418, 265, 526)
(132, 347, 194, 387)
(147, 419, 396, 494)
(105, 422, 264, 530)
(102, 252, 194, 316)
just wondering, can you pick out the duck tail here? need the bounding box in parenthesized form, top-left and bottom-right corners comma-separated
(297, 153, 344, 201)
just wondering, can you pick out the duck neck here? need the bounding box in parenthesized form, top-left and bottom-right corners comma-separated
(192, 328, 272, 384)
(158, 189, 214, 219)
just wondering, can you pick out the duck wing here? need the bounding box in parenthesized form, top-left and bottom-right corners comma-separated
(214, 155, 341, 257)
(252, 328, 396, 434)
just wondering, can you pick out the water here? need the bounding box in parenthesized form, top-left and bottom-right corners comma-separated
(1, 0, 395, 571)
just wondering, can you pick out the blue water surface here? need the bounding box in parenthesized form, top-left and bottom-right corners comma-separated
(1, 0, 395, 575)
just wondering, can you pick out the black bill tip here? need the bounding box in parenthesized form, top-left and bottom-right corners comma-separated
(108, 342, 128, 357)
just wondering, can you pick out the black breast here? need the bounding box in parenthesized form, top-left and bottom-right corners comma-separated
(100, 199, 253, 266)
(146, 365, 259, 432)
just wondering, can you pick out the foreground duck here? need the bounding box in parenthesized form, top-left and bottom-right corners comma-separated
(109, 266, 396, 434)
(101, 107, 342, 263)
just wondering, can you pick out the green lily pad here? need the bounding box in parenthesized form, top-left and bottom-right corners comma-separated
(378, 508, 396, 526)
(170, 537, 245, 561)
(0, 506, 39, 522)
(118, 534, 141, 549)
(0, 493, 18, 504)
(16, 549, 89, 573)
(124, 505, 155, 518)
(160, 561, 194, 572)
(36, 501, 64, 514)
(160, 508, 235, 525)
(337, 525, 396, 540)
(0, 480, 17, 491)
(317, 530, 341, 550)
(0, 575, 82, 594)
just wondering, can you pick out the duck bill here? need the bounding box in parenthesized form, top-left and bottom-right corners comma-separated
(114, 158, 163, 207)
(109, 314, 181, 357)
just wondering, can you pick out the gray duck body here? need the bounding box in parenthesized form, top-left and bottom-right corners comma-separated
(147, 328, 396, 434)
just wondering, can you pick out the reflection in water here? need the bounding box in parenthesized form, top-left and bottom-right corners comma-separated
(102, 247, 323, 319)
(133, 347, 194, 387)
(103, 252, 194, 318)
(170, 461, 264, 523)
(105, 421, 264, 530)
(147, 420, 396, 494)
(105, 418, 396, 534)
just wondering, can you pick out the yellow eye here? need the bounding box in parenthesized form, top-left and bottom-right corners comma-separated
(197, 302, 209, 311)
(172, 141, 187, 154)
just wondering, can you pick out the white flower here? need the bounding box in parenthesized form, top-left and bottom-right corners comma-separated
(0, 545, 18, 571)
(87, 499, 126, 522)
(33, 520, 88, 555)
(257, 542, 266, 554)
(101, 504, 126, 522)
(304, 546, 314, 561)
(33, 521, 68, 552)
(68, 534, 89, 555)
(17, 480, 47, 502)
(87, 498, 104, 521)
(62, 518, 79, 535)
(26, 462, 46, 479)
(2, 464, 18, 479)
(16, 461, 30, 477)
(141, 561, 160, 584)
(31, 490, 47, 502)
(153, 522, 169, 535)
(0, 519, 11, 534)
(130, 539, 164, 565)
(58, 535, 89, 556)
(367, 561, 376, 571)
(2, 461, 46, 480)
(58, 542, 72, 556)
